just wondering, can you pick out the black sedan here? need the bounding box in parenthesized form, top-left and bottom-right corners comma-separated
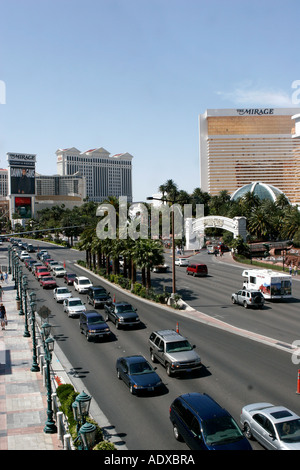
(116, 355, 162, 394)
(104, 301, 140, 329)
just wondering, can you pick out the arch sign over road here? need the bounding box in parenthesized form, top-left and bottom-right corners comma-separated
(185, 215, 247, 250)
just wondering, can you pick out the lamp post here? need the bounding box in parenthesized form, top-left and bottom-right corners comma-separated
(18, 265, 24, 315)
(147, 196, 176, 295)
(22, 275, 30, 337)
(29, 292, 40, 372)
(72, 391, 96, 450)
(41, 323, 57, 434)
(7, 245, 11, 275)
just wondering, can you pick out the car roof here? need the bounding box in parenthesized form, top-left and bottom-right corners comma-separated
(154, 329, 186, 342)
(85, 310, 102, 317)
(179, 393, 229, 420)
(122, 355, 147, 364)
(245, 403, 299, 422)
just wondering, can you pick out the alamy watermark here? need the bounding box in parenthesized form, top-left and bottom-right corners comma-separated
(96, 196, 204, 240)
(0, 80, 6, 104)
(292, 80, 300, 105)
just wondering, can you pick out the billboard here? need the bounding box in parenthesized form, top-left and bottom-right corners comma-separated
(7, 152, 36, 196)
(14, 197, 32, 219)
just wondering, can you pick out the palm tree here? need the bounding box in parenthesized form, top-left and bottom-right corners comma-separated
(132, 239, 164, 290)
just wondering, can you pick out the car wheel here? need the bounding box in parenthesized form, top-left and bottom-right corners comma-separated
(86, 332, 91, 342)
(115, 321, 119, 329)
(150, 351, 157, 363)
(173, 424, 182, 441)
(166, 363, 173, 376)
(117, 369, 121, 380)
(232, 297, 236, 304)
(243, 301, 248, 309)
(129, 383, 135, 394)
(243, 422, 253, 440)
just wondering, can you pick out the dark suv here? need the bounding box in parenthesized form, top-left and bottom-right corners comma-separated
(149, 329, 202, 376)
(87, 286, 112, 308)
(170, 393, 252, 450)
(79, 311, 111, 342)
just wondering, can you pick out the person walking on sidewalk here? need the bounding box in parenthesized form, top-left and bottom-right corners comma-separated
(0, 285, 3, 301)
(0, 303, 7, 330)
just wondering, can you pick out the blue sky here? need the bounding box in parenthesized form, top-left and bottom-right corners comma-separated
(0, 0, 299, 202)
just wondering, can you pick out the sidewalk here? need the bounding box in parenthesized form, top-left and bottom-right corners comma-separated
(0, 277, 62, 450)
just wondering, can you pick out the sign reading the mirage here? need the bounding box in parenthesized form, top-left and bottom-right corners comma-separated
(236, 109, 274, 115)
(7, 152, 36, 196)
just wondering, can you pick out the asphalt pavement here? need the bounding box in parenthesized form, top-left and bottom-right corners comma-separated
(0, 247, 298, 450)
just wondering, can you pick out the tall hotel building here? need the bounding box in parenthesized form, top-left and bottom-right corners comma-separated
(56, 147, 133, 203)
(199, 108, 300, 205)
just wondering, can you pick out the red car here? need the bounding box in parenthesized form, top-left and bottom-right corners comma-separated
(40, 276, 57, 289)
(37, 270, 51, 281)
(64, 273, 76, 285)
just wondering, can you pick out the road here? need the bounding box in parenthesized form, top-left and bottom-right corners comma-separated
(11, 241, 300, 450)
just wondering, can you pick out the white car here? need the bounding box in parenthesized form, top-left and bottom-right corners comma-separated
(74, 276, 93, 293)
(63, 297, 86, 317)
(20, 252, 31, 261)
(52, 265, 67, 277)
(175, 258, 189, 267)
(53, 287, 72, 303)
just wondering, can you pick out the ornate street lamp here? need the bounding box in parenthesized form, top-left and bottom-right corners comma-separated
(18, 265, 24, 315)
(43, 334, 57, 434)
(7, 245, 11, 274)
(22, 276, 30, 337)
(72, 391, 96, 450)
(29, 292, 40, 372)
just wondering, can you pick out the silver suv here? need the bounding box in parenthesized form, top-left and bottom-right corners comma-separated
(231, 289, 264, 309)
(148, 330, 202, 377)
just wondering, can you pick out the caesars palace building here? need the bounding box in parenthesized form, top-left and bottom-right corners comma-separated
(199, 108, 300, 205)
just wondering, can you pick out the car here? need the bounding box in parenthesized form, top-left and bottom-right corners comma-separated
(24, 258, 35, 268)
(79, 311, 111, 341)
(44, 258, 54, 267)
(63, 297, 86, 317)
(37, 249, 48, 259)
(152, 264, 168, 273)
(116, 355, 163, 395)
(74, 276, 93, 293)
(41, 254, 51, 263)
(186, 263, 208, 276)
(149, 329, 202, 377)
(52, 265, 67, 278)
(104, 301, 140, 329)
(175, 258, 189, 266)
(35, 266, 49, 278)
(40, 276, 57, 289)
(64, 273, 76, 285)
(53, 287, 72, 303)
(27, 244, 35, 252)
(87, 286, 112, 308)
(20, 251, 31, 261)
(49, 261, 60, 270)
(37, 270, 51, 281)
(232, 289, 265, 309)
(240, 403, 300, 450)
(170, 393, 252, 450)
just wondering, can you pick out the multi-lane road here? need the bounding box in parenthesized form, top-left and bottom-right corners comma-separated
(10, 241, 300, 450)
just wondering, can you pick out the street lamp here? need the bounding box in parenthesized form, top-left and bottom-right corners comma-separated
(18, 265, 24, 315)
(147, 196, 176, 295)
(22, 275, 30, 337)
(72, 391, 96, 450)
(29, 292, 40, 372)
(42, 330, 57, 434)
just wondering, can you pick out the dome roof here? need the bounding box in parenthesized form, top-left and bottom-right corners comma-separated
(231, 182, 287, 202)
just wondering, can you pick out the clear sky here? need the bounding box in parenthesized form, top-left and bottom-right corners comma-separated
(0, 0, 299, 202)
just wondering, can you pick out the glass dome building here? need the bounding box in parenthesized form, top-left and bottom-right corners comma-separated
(231, 182, 288, 203)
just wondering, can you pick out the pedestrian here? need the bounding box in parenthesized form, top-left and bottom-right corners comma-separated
(0, 285, 3, 301)
(0, 303, 7, 330)
(289, 265, 293, 275)
(294, 265, 298, 276)
(4, 272, 8, 283)
(0, 271, 3, 282)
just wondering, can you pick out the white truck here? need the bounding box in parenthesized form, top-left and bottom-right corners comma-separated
(242, 269, 292, 300)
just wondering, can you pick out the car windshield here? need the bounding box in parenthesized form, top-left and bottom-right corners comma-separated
(116, 305, 134, 313)
(93, 288, 106, 295)
(56, 267, 64, 271)
(43, 277, 54, 281)
(88, 315, 105, 325)
(202, 416, 244, 446)
(79, 279, 90, 285)
(276, 419, 300, 443)
(129, 362, 153, 375)
(69, 300, 83, 306)
(166, 340, 193, 353)
(67, 274, 76, 278)
(58, 288, 69, 294)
